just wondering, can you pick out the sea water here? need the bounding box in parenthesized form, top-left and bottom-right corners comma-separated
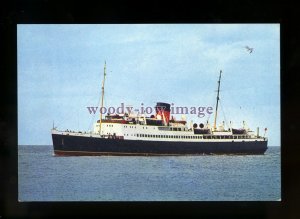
(18, 145, 280, 201)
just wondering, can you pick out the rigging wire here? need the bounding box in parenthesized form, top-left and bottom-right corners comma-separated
(219, 99, 230, 130)
(87, 96, 101, 132)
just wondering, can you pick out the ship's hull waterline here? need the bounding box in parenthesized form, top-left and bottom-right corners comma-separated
(52, 134, 268, 156)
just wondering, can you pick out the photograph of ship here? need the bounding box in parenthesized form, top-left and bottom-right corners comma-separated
(18, 24, 280, 201)
(52, 67, 268, 156)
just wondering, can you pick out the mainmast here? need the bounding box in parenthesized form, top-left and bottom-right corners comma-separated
(99, 61, 107, 135)
(213, 70, 222, 131)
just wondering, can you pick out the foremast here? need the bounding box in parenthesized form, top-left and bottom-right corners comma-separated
(99, 61, 107, 135)
(213, 70, 222, 131)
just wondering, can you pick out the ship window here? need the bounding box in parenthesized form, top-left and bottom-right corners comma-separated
(137, 134, 139, 137)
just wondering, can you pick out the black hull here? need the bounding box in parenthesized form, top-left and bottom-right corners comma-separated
(52, 134, 268, 156)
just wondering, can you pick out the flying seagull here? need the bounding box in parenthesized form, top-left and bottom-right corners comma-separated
(245, 46, 254, 53)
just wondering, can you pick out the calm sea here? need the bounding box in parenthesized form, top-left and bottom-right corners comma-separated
(18, 145, 280, 201)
